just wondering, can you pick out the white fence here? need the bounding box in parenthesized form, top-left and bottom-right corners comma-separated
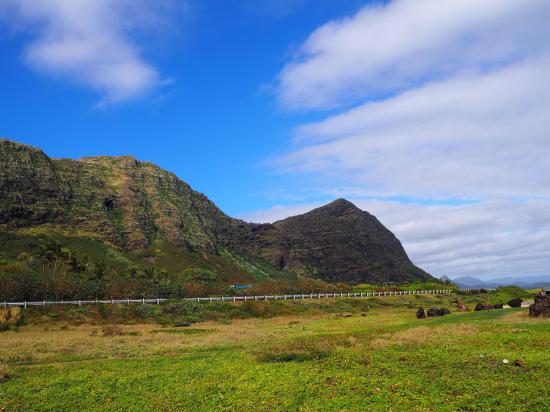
(2, 289, 453, 308)
(459, 288, 497, 292)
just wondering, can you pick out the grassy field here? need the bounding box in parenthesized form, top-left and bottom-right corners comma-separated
(1, 293, 548, 411)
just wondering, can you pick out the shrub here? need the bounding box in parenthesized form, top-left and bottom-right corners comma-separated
(132, 304, 160, 318)
(0, 364, 12, 382)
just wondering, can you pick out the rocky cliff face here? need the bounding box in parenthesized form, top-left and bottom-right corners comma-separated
(231, 199, 430, 283)
(0, 139, 234, 251)
(0, 139, 431, 283)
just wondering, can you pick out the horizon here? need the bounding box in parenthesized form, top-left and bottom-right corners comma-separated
(1, 0, 549, 280)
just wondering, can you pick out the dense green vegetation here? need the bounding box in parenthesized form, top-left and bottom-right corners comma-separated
(0, 292, 547, 411)
(1, 231, 349, 301)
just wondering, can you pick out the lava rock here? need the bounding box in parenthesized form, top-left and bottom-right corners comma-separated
(493, 303, 504, 309)
(427, 308, 442, 317)
(416, 307, 426, 319)
(440, 308, 451, 315)
(474, 303, 493, 311)
(529, 295, 550, 317)
(507, 298, 523, 308)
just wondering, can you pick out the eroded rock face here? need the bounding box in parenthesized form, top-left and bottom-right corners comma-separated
(0, 139, 433, 284)
(529, 295, 550, 317)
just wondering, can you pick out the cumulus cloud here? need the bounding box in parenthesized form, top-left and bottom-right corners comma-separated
(240, 199, 550, 279)
(277, 0, 550, 109)
(268, 0, 550, 278)
(1, 0, 176, 105)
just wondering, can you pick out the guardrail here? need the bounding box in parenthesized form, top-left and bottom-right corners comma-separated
(459, 288, 497, 292)
(2, 289, 453, 308)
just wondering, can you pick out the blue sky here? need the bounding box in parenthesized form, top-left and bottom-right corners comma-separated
(0, 0, 365, 214)
(1, 0, 549, 280)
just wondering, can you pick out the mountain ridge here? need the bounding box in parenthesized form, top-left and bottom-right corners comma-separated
(0, 138, 431, 284)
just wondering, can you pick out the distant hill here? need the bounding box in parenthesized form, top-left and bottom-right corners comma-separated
(0, 138, 432, 297)
(453, 275, 550, 289)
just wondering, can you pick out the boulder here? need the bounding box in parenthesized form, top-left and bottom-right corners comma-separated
(507, 298, 523, 308)
(474, 303, 493, 311)
(440, 308, 451, 315)
(427, 308, 441, 317)
(493, 303, 504, 309)
(416, 307, 426, 319)
(529, 295, 550, 317)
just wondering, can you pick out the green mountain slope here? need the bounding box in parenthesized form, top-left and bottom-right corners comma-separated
(0, 138, 432, 300)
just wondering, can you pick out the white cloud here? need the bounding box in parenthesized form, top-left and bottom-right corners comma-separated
(240, 199, 550, 280)
(277, 0, 550, 109)
(277, 56, 550, 199)
(1, 0, 176, 105)
(267, 0, 550, 279)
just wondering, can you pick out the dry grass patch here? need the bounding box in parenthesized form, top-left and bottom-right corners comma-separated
(0, 308, 22, 326)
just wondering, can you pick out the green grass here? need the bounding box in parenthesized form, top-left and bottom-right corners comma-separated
(1, 293, 548, 411)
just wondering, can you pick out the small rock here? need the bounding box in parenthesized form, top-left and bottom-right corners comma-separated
(513, 359, 526, 368)
(502, 359, 509, 364)
(173, 322, 191, 327)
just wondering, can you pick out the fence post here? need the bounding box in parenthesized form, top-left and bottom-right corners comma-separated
(142, 298, 145, 304)
(24, 301, 27, 309)
(78, 300, 81, 306)
(233, 296, 236, 302)
(157, 298, 160, 304)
